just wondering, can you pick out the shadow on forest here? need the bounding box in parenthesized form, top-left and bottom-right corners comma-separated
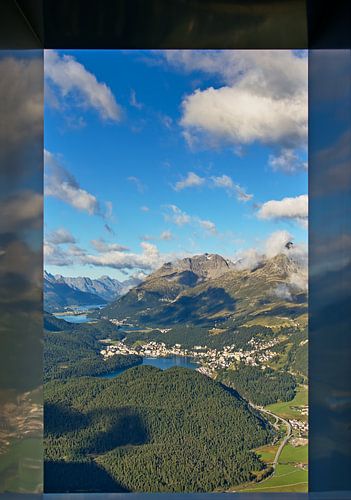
(45, 405, 148, 492)
(45, 403, 90, 434)
(82, 407, 149, 454)
(45, 403, 149, 453)
(44, 460, 130, 493)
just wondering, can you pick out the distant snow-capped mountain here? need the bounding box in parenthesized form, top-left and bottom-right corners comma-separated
(44, 272, 144, 312)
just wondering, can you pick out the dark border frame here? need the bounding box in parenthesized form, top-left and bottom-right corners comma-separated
(1, 0, 350, 497)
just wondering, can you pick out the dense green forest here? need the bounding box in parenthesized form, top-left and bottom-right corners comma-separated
(44, 366, 274, 492)
(44, 312, 141, 381)
(123, 324, 274, 350)
(284, 328, 308, 378)
(218, 365, 297, 406)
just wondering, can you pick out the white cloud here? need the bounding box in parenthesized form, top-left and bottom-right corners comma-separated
(44, 50, 121, 121)
(198, 219, 217, 235)
(257, 194, 308, 227)
(82, 241, 163, 271)
(264, 230, 294, 258)
(233, 230, 307, 292)
(91, 238, 130, 253)
(44, 149, 102, 216)
(160, 230, 173, 241)
(163, 205, 217, 235)
(181, 85, 307, 149)
(44, 242, 73, 266)
(269, 148, 307, 173)
(174, 171, 205, 191)
(46, 228, 76, 245)
(140, 205, 150, 212)
(211, 174, 253, 202)
(165, 50, 307, 151)
(67, 245, 86, 257)
(164, 205, 191, 226)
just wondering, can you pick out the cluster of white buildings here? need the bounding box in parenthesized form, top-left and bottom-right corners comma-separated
(100, 341, 185, 359)
(289, 418, 308, 436)
(100, 337, 280, 372)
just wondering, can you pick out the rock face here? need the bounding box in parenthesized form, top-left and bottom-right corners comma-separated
(102, 252, 307, 327)
(153, 253, 233, 282)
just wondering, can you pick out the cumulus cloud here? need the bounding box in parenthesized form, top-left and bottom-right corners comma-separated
(45, 149, 104, 216)
(44, 50, 121, 121)
(140, 206, 150, 212)
(264, 230, 294, 258)
(211, 175, 253, 202)
(164, 50, 307, 153)
(174, 171, 205, 191)
(269, 148, 307, 173)
(257, 194, 308, 227)
(181, 85, 307, 149)
(91, 238, 130, 253)
(233, 230, 308, 294)
(46, 228, 76, 245)
(44, 242, 73, 267)
(82, 241, 163, 271)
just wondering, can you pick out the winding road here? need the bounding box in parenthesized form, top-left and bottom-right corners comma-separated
(256, 406, 292, 470)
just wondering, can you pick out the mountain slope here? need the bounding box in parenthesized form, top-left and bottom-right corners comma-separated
(44, 272, 143, 311)
(44, 272, 107, 312)
(102, 253, 307, 327)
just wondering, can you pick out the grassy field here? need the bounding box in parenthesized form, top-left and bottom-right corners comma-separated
(265, 385, 308, 421)
(280, 444, 308, 464)
(255, 444, 279, 464)
(239, 463, 307, 492)
(234, 384, 308, 493)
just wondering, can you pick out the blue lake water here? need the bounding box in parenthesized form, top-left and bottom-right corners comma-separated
(100, 355, 199, 379)
(54, 314, 91, 323)
(53, 304, 104, 323)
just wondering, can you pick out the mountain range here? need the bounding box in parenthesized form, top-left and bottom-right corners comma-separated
(101, 251, 307, 328)
(44, 272, 142, 312)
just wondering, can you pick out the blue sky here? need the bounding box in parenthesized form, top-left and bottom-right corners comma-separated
(44, 50, 308, 280)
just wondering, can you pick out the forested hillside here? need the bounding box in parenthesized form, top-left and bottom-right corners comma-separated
(44, 312, 141, 381)
(45, 366, 274, 492)
(218, 365, 297, 406)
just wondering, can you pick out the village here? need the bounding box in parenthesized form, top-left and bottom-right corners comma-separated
(99, 335, 282, 373)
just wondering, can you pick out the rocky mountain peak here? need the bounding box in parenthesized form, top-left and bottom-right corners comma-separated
(155, 253, 233, 281)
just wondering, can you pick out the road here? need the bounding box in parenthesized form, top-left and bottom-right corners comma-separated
(251, 403, 292, 473)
